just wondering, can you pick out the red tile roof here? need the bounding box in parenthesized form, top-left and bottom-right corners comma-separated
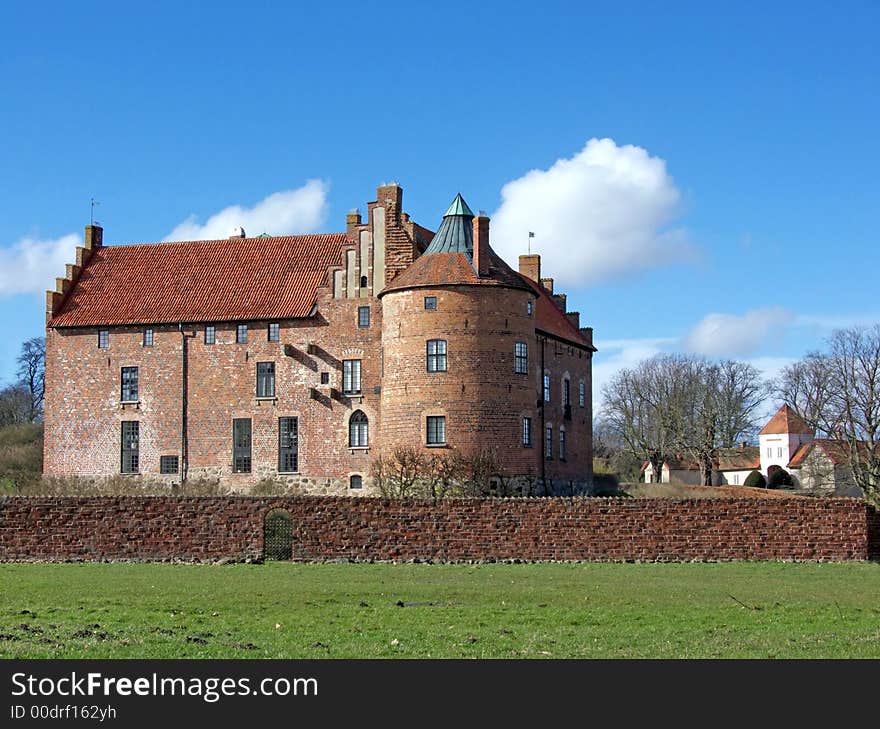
(48, 235, 347, 327)
(516, 274, 595, 351)
(759, 404, 814, 435)
(378, 248, 594, 350)
(788, 438, 874, 468)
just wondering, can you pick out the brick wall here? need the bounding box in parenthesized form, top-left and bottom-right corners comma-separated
(0, 496, 872, 563)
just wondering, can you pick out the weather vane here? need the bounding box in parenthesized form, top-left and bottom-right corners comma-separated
(90, 198, 101, 226)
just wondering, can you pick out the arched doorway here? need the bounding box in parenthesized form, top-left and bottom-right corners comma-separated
(263, 508, 293, 561)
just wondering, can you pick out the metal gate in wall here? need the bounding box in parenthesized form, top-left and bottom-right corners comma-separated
(263, 508, 293, 560)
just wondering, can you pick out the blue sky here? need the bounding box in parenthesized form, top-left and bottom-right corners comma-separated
(1, 0, 878, 406)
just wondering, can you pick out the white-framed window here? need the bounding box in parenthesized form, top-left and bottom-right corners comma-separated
(343, 359, 362, 395)
(427, 340, 447, 372)
(349, 410, 369, 447)
(426, 416, 446, 445)
(514, 342, 528, 374)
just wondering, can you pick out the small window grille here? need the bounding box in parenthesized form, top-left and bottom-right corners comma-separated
(268, 323, 280, 342)
(236, 324, 248, 343)
(143, 329, 154, 347)
(424, 296, 437, 310)
(256, 362, 276, 398)
(160, 455, 179, 474)
(98, 330, 109, 348)
(358, 306, 370, 328)
(427, 340, 447, 372)
(121, 366, 139, 402)
(205, 326, 216, 345)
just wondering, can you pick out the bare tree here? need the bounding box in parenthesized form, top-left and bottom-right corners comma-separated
(774, 352, 839, 435)
(602, 357, 677, 482)
(0, 385, 32, 427)
(774, 326, 880, 506)
(15, 337, 45, 423)
(827, 326, 880, 505)
(603, 354, 766, 486)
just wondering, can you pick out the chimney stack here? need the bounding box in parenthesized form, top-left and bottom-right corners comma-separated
(376, 182, 403, 223)
(84, 224, 103, 250)
(565, 311, 580, 329)
(519, 254, 541, 283)
(540, 277, 554, 295)
(473, 215, 490, 277)
(346, 209, 362, 233)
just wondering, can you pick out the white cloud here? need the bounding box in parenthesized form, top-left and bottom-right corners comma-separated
(491, 138, 693, 288)
(683, 308, 794, 357)
(163, 179, 330, 241)
(0, 233, 81, 297)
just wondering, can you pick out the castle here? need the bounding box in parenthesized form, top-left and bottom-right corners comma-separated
(43, 184, 595, 494)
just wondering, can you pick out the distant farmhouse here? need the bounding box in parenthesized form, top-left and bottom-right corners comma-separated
(642, 404, 862, 496)
(42, 184, 595, 494)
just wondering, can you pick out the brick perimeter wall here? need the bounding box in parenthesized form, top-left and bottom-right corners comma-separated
(0, 497, 873, 563)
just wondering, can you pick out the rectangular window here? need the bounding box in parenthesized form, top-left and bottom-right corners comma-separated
(143, 329, 154, 347)
(543, 374, 551, 402)
(233, 418, 252, 473)
(424, 296, 437, 310)
(320, 372, 329, 385)
(268, 322, 280, 342)
(514, 342, 528, 374)
(527, 301, 533, 316)
(579, 380, 586, 408)
(545, 425, 553, 459)
(358, 306, 371, 328)
(427, 415, 446, 445)
(349, 474, 363, 490)
(563, 379, 570, 407)
(767, 447, 772, 458)
(236, 324, 248, 343)
(121, 366, 139, 402)
(343, 359, 362, 394)
(427, 339, 447, 372)
(205, 325, 216, 345)
(777, 447, 783, 458)
(560, 429, 567, 461)
(733, 474, 740, 485)
(160, 455, 179, 474)
(121, 421, 139, 473)
(278, 417, 299, 473)
(523, 417, 532, 447)
(256, 362, 276, 398)
(98, 330, 109, 349)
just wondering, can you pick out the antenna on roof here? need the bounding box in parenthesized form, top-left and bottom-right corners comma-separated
(528, 231, 535, 255)
(90, 198, 100, 225)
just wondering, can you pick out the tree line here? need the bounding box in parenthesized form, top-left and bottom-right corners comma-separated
(1, 337, 45, 426)
(600, 325, 880, 506)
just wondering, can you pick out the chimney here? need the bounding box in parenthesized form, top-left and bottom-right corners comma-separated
(84, 224, 103, 250)
(565, 311, 580, 329)
(580, 327, 593, 348)
(346, 209, 362, 233)
(376, 182, 403, 223)
(552, 293, 567, 312)
(473, 215, 490, 277)
(519, 254, 541, 283)
(540, 277, 554, 295)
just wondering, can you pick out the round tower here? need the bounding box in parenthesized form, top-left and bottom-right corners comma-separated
(378, 194, 539, 477)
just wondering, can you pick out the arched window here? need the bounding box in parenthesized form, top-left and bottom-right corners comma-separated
(360, 275, 368, 288)
(349, 410, 369, 447)
(350, 474, 363, 490)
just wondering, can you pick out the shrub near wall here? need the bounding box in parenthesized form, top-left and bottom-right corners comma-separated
(0, 496, 873, 563)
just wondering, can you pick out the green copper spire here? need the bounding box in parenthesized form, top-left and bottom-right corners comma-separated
(424, 193, 475, 255)
(443, 193, 475, 218)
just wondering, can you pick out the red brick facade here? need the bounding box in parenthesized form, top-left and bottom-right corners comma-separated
(43, 184, 593, 493)
(0, 497, 872, 562)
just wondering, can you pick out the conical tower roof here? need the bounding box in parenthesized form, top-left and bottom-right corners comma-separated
(422, 193, 474, 255)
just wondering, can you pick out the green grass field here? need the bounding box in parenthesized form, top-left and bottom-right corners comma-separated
(2, 562, 880, 658)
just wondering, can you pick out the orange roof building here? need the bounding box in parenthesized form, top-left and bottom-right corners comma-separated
(43, 184, 595, 495)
